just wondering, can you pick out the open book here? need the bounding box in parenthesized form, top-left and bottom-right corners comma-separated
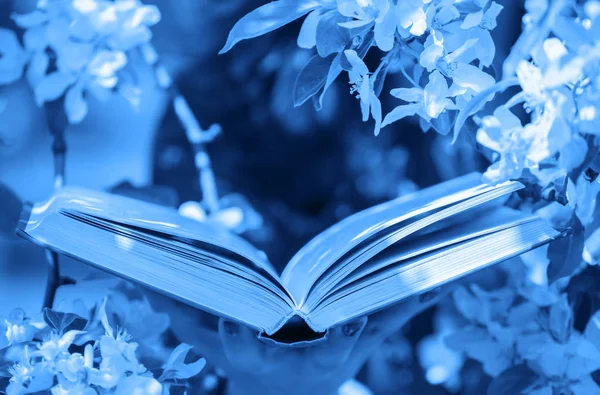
(17, 173, 563, 336)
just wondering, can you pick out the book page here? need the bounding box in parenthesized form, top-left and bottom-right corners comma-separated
(281, 173, 520, 305)
(305, 218, 561, 332)
(20, 209, 295, 334)
(34, 186, 280, 281)
(299, 181, 524, 312)
(329, 209, 533, 293)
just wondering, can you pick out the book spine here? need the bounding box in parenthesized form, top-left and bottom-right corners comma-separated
(16, 202, 33, 235)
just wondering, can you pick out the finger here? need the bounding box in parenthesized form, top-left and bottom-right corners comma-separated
(145, 291, 228, 367)
(364, 285, 453, 342)
(219, 319, 277, 375)
(309, 316, 367, 372)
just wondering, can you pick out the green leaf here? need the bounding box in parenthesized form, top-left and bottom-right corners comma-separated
(43, 308, 87, 335)
(293, 53, 336, 107)
(219, 0, 322, 54)
(486, 365, 539, 395)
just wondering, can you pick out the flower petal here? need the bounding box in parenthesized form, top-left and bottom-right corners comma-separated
(343, 49, 368, 75)
(460, 10, 483, 29)
(381, 103, 421, 128)
(424, 70, 449, 118)
(34, 72, 75, 106)
(451, 63, 495, 93)
(390, 87, 424, 102)
(297, 10, 322, 49)
(65, 82, 88, 124)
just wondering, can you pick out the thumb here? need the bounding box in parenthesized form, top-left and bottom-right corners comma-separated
(309, 316, 368, 372)
(219, 319, 276, 375)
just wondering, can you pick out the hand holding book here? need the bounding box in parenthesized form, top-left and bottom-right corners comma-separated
(17, 172, 563, 337)
(16, 171, 566, 394)
(146, 285, 450, 395)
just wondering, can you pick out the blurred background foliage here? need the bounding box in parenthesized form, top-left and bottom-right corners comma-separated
(1, 1, 593, 394)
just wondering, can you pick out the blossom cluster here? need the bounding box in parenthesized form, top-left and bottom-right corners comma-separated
(220, 0, 503, 136)
(0, 280, 205, 395)
(220, 1, 600, 392)
(473, 1, 600, 278)
(222, 0, 600, 278)
(0, 0, 160, 123)
(474, 0, 600, 185)
(418, 255, 600, 394)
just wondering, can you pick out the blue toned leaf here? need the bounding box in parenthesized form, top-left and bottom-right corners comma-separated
(314, 52, 342, 110)
(486, 365, 539, 395)
(546, 216, 584, 282)
(444, 326, 488, 352)
(293, 53, 336, 107)
(372, 56, 391, 97)
(316, 11, 351, 57)
(430, 110, 455, 136)
(452, 77, 519, 143)
(548, 295, 572, 343)
(43, 308, 87, 335)
(314, 31, 373, 110)
(160, 343, 206, 380)
(219, 0, 323, 54)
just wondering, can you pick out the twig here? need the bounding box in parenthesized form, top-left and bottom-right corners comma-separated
(42, 98, 68, 309)
(142, 44, 222, 214)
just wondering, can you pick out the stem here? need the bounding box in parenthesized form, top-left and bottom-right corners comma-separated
(43, 250, 60, 309)
(142, 44, 222, 214)
(42, 98, 68, 309)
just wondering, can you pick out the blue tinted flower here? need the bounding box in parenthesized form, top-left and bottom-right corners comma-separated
(114, 375, 162, 395)
(7, 346, 55, 395)
(3, 309, 39, 347)
(337, 0, 397, 50)
(344, 49, 382, 135)
(12, 0, 161, 123)
(35, 330, 85, 362)
(383, 70, 455, 128)
(395, 0, 429, 37)
(160, 343, 206, 381)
